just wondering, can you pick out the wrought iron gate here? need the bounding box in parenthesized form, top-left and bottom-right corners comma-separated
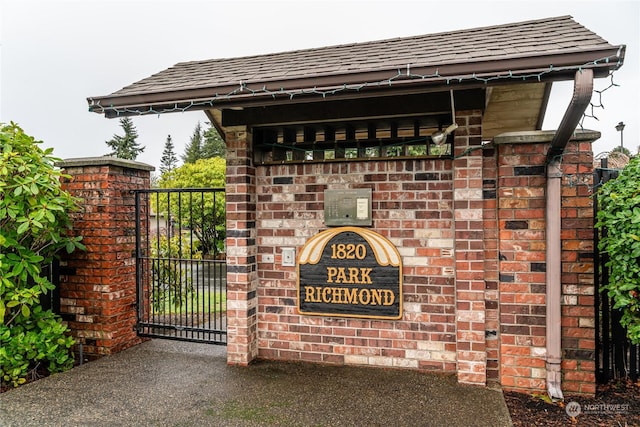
(595, 165, 639, 382)
(134, 188, 227, 345)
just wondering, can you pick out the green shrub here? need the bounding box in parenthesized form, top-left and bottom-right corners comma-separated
(150, 235, 200, 312)
(0, 307, 75, 386)
(0, 122, 84, 387)
(596, 156, 640, 344)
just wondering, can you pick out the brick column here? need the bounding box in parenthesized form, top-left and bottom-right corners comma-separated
(493, 130, 598, 395)
(225, 126, 259, 365)
(494, 136, 549, 392)
(559, 138, 596, 395)
(57, 157, 154, 358)
(453, 110, 487, 385)
(482, 143, 500, 384)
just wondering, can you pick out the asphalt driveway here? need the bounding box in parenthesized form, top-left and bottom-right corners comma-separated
(0, 339, 512, 426)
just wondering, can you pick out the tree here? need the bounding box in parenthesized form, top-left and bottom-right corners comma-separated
(105, 117, 144, 160)
(0, 122, 83, 387)
(181, 122, 226, 164)
(159, 134, 178, 174)
(156, 157, 226, 257)
(202, 123, 226, 159)
(182, 122, 203, 164)
(611, 145, 632, 157)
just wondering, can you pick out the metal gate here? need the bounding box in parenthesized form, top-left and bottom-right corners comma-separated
(135, 188, 227, 345)
(594, 164, 639, 382)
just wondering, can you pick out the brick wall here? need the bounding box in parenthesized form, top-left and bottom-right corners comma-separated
(57, 157, 153, 358)
(256, 159, 457, 371)
(252, 111, 482, 378)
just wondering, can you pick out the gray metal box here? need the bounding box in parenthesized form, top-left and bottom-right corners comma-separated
(324, 189, 372, 226)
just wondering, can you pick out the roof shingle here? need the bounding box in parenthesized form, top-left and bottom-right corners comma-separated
(88, 15, 624, 116)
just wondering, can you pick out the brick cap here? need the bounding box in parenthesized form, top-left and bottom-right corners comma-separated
(56, 156, 155, 171)
(493, 130, 601, 145)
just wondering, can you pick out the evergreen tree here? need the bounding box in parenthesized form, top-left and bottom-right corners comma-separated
(202, 123, 226, 159)
(105, 117, 144, 160)
(159, 134, 178, 174)
(182, 122, 203, 164)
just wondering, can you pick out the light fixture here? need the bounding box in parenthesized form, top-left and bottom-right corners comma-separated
(431, 123, 458, 145)
(431, 90, 458, 146)
(615, 121, 625, 151)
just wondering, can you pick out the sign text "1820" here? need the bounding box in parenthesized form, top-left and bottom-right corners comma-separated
(331, 243, 366, 260)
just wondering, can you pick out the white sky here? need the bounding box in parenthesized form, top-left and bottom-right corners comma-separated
(1, 0, 638, 169)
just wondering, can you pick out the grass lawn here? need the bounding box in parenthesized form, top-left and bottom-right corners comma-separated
(152, 290, 226, 315)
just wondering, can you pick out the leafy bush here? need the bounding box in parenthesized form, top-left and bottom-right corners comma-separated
(596, 156, 640, 344)
(0, 122, 84, 387)
(0, 307, 75, 387)
(150, 235, 201, 312)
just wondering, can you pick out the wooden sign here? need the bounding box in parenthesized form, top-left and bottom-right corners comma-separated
(297, 227, 402, 319)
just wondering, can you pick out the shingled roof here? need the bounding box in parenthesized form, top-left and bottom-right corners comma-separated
(88, 15, 624, 118)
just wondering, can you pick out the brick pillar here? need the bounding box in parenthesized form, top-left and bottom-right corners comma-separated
(482, 143, 500, 384)
(453, 110, 487, 385)
(57, 157, 154, 358)
(225, 126, 259, 365)
(494, 136, 549, 392)
(559, 138, 596, 395)
(493, 130, 598, 395)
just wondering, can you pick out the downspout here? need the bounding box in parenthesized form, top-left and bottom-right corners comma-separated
(545, 159, 564, 400)
(545, 68, 593, 400)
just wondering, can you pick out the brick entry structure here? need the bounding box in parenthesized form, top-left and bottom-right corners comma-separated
(83, 17, 623, 395)
(55, 129, 597, 395)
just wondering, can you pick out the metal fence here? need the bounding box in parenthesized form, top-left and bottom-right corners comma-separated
(594, 165, 640, 382)
(39, 259, 61, 314)
(134, 188, 227, 345)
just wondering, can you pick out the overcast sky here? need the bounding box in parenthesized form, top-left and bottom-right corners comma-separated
(1, 0, 638, 169)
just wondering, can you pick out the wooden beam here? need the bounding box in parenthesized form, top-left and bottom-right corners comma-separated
(221, 89, 485, 127)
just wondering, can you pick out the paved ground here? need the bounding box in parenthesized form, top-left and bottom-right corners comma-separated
(0, 339, 512, 427)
